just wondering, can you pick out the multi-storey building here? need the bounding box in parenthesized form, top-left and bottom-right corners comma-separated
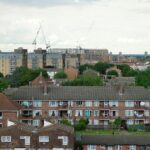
(5, 85, 150, 127)
(28, 48, 46, 69)
(0, 120, 74, 149)
(0, 93, 20, 127)
(46, 52, 63, 69)
(0, 47, 27, 76)
(81, 135, 150, 150)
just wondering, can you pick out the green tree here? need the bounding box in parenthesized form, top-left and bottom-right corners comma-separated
(60, 119, 72, 126)
(135, 69, 150, 87)
(0, 79, 9, 92)
(63, 75, 103, 86)
(9, 67, 48, 87)
(54, 71, 67, 79)
(94, 62, 114, 74)
(79, 64, 94, 74)
(0, 72, 4, 78)
(75, 118, 88, 131)
(114, 117, 123, 130)
(107, 70, 119, 77)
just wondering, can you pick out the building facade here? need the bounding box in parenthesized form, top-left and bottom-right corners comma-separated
(5, 86, 150, 127)
(0, 121, 74, 149)
(81, 135, 150, 150)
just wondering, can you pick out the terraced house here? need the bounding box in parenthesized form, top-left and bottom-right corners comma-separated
(0, 120, 74, 149)
(5, 85, 150, 127)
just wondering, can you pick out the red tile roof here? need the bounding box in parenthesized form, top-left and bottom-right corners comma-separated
(0, 93, 19, 111)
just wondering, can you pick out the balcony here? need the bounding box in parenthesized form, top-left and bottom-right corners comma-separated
(21, 110, 33, 118)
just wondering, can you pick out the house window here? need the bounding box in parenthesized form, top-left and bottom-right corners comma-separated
(58, 136, 68, 145)
(39, 136, 49, 142)
(33, 100, 42, 107)
(20, 136, 30, 145)
(85, 101, 92, 107)
(87, 145, 96, 150)
(49, 101, 58, 107)
(0, 112, 2, 119)
(125, 101, 134, 107)
(85, 110, 92, 117)
(93, 119, 99, 125)
(1, 136, 11, 142)
(100, 145, 105, 149)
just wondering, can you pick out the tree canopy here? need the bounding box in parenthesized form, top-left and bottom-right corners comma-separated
(135, 69, 150, 88)
(8, 67, 48, 87)
(54, 71, 67, 79)
(63, 75, 103, 86)
(107, 70, 119, 77)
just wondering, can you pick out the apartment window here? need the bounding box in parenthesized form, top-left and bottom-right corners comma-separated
(33, 100, 42, 107)
(58, 136, 68, 145)
(116, 145, 122, 150)
(1, 136, 11, 142)
(109, 101, 118, 107)
(39, 136, 49, 142)
(76, 101, 83, 106)
(93, 119, 99, 125)
(130, 145, 136, 150)
(49, 110, 58, 116)
(33, 110, 42, 117)
(85, 110, 92, 117)
(0, 112, 2, 119)
(87, 145, 96, 150)
(127, 120, 134, 125)
(49, 101, 58, 107)
(100, 145, 105, 149)
(125, 110, 134, 117)
(108, 146, 113, 150)
(94, 110, 99, 117)
(75, 110, 83, 117)
(85, 101, 92, 107)
(94, 101, 99, 107)
(125, 101, 134, 107)
(144, 110, 149, 116)
(33, 120, 40, 126)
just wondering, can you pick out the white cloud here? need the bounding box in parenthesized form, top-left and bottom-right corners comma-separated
(0, 0, 150, 54)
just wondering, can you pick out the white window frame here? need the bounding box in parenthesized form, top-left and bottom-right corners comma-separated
(1, 136, 11, 142)
(33, 100, 42, 107)
(87, 145, 96, 150)
(39, 136, 49, 142)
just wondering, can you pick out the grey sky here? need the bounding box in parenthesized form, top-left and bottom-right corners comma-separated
(0, 0, 150, 54)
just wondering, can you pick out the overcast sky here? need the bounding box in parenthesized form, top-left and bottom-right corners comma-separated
(0, 0, 150, 54)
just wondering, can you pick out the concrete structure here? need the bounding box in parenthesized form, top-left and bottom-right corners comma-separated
(0, 47, 27, 76)
(28, 48, 46, 69)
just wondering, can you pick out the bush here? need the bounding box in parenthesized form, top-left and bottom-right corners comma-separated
(128, 124, 145, 132)
(74, 118, 89, 131)
(60, 119, 71, 126)
(54, 71, 67, 79)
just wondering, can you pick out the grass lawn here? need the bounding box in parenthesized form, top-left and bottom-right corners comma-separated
(77, 129, 150, 136)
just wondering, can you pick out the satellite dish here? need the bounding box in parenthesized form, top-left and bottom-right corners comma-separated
(140, 102, 145, 106)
